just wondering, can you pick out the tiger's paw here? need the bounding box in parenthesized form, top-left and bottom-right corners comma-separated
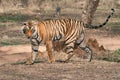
(64, 59, 70, 63)
(50, 58, 55, 63)
(63, 54, 74, 63)
(26, 60, 34, 65)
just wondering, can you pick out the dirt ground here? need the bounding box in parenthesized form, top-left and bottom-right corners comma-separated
(0, 60, 120, 80)
(0, 34, 120, 80)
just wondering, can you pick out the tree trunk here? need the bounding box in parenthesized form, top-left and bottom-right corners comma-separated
(82, 0, 100, 26)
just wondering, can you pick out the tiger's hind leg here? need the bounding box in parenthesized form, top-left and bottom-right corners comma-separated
(75, 32, 92, 62)
(76, 42, 92, 62)
(80, 46, 92, 62)
(64, 42, 75, 63)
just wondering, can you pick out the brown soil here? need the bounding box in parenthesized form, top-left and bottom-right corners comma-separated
(0, 36, 120, 80)
(0, 60, 120, 80)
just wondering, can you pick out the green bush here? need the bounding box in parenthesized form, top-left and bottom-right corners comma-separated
(97, 49, 120, 62)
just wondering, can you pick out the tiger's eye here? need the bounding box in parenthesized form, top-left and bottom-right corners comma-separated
(32, 29, 35, 33)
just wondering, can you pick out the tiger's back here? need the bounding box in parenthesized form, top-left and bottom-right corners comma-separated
(37, 19, 84, 44)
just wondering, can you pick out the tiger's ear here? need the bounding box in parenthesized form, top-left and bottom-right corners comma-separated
(21, 22, 27, 34)
(22, 28, 26, 34)
(31, 20, 38, 26)
(23, 22, 27, 25)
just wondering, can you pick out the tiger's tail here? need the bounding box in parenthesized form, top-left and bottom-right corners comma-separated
(85, 8, 115, 29)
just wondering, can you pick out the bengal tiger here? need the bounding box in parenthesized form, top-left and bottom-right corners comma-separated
(22, 9, 115, 65)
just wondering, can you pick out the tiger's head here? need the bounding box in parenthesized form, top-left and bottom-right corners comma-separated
(22, 20, 38, 39)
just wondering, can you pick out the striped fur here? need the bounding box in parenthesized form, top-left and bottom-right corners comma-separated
(22, 9, 115, 64)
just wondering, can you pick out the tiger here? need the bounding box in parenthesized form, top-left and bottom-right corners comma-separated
(22, 8, 115, 65)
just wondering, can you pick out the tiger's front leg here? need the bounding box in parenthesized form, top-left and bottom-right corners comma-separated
(26, 39, 39, 65)
(46, 41, 55, 63)
(26, 51, 38, 65)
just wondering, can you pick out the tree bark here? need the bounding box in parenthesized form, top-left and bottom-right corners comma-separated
(82, 0, 100, 26)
